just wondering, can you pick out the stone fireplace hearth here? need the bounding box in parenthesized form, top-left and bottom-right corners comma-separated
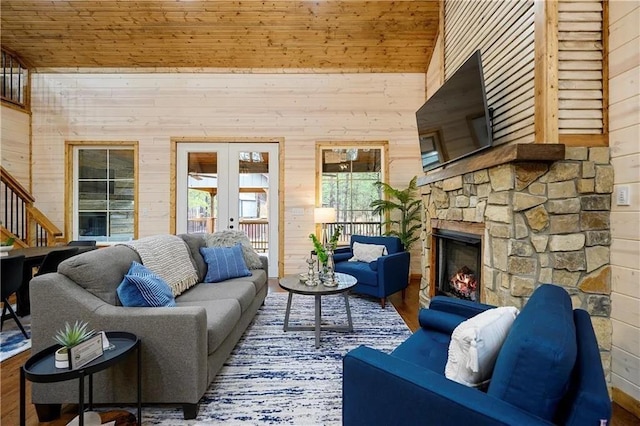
(419, 146, 613, 374)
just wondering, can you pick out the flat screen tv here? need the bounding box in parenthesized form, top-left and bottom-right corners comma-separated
(416, 50, 493, 172)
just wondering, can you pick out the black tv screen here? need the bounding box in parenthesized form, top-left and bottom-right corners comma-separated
(416, 50, 493, 172)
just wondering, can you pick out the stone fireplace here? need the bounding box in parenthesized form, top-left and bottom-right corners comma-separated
(419, 145, 613, 375)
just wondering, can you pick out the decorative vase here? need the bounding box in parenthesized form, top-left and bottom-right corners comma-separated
(55, 347, 69, 369)
(323, 248, 338, 287)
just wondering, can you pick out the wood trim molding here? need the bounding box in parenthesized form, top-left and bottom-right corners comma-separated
(612, 387, 640, 420)
(533, 0, 559, 144)
(559, 134, 608, 147)
(417, 143, 565, 186)
(64, 141, 139, 243)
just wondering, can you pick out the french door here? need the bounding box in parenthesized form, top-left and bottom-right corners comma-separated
(176, 142, 279, 277)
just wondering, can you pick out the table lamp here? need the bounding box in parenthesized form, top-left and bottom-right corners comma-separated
(314, 207, 337, 246)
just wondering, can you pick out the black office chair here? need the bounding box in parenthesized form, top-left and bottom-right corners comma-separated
(68, 240, 97, 247)
(34, 247, 79, 276)
(1, 254, 29, 338)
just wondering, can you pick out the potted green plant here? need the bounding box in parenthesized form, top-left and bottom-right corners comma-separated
(53, 320, 95, 369)
(370, 176, 421, 251)
(309, 225, 342, 266)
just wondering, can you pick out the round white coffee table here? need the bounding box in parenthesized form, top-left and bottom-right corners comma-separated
(279, 272, 357, 348)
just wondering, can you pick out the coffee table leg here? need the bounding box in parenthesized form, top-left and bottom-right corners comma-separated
(283, 292, 293, 331)
(315, 295, 321, 348)
(344, 292, 354, 332)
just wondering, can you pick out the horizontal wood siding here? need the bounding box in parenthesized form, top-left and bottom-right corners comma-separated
(0, 105, 30, 189)
(444, 0, 536, 145)
(29, 73, 425, 275)
(558, 0, 605, 134)
(609, 0, 640, 406)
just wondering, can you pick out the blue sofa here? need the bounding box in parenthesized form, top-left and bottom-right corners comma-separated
(343, 284, 611, 425)
(333, 235, 410, 308)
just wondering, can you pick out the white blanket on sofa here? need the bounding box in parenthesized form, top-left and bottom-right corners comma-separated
(122, 235, 199, 296)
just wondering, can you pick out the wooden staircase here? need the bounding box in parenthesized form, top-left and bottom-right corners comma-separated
(0, 166, 64, 247)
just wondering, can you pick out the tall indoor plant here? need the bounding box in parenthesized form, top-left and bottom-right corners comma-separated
(370, 176, 421, 250)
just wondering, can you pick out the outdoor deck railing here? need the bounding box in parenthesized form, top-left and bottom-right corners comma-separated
(185, 219, 382, 253)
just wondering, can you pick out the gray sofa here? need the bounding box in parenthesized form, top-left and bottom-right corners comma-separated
(29, 234, 268, 420)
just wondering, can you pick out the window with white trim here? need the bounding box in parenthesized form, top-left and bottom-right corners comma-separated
(73, 147, 136, 242)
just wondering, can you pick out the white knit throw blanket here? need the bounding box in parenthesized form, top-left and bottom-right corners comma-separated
(122, 235, 199, 296)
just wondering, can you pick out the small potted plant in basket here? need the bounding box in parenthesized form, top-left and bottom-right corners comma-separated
(54, 320, 95, 369)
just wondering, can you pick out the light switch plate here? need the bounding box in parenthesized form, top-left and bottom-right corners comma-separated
(291, 207, 305, 216)
(616, 185, 630, 206)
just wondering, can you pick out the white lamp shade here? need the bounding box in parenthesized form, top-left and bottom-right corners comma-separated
(314, 207, 336, 224)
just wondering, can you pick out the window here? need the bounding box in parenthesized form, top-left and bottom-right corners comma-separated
(317, 143, 387, 240)
(1, 49, 28, 107)
(73, 145, 137, 243)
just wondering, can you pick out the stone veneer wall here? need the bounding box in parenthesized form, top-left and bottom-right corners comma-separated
(420, 146, 613, 375)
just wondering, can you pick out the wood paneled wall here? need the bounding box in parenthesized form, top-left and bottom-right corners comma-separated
(608, 0, 640, 410)
(29, 72, 425, 274)
(444, 0, 536, 145)
(0, 105, 30, 189)
(558, 0, 605, 135)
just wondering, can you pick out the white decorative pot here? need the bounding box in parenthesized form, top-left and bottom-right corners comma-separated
(54, 347, 69, 369)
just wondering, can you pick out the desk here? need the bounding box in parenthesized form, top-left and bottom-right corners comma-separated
(10, 246, 94, 316)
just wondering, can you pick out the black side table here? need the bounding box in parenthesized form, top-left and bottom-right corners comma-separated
(20, 331, 141, 426)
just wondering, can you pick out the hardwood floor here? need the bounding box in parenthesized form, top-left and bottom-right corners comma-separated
(2, 278, 637, 425)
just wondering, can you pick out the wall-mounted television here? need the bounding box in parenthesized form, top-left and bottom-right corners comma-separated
(416, 50, 493, 172)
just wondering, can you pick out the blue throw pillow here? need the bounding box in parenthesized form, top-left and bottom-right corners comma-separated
(117, 261, 176, 307)
(200, 244, 252, 283)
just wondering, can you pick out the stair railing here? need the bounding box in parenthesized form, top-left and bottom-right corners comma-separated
(1, 166, 63, 247)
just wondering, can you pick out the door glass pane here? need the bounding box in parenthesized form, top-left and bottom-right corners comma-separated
(238, 151, 269, 253)
(188, 152, 217, 234)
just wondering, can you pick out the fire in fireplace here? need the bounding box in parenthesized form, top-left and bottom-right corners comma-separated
(433, 229, 482, 301)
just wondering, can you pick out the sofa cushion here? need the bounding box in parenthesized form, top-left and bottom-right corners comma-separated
(391, 328, 451, 374)
(204, 230, 263, 269)
(488, 284, 577, 421)
(334, 261, 377, 287)
(178, 233, 207, 282)
(224, 269, 268, 296)
(445, 306, 519, 388)
(117, 261, 176, 307)
(200, 244, 252, 283)
(176, 299, 242, 354)
(349, 241, 387, 263)
(176, 281, 256, 312)
(58, 245, 140, 305)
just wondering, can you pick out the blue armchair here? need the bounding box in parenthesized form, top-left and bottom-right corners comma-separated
(333, 235, 410, 308)
(343, 284, 611, 425)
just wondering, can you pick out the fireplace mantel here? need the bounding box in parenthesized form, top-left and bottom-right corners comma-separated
(417, 143, 565, 186)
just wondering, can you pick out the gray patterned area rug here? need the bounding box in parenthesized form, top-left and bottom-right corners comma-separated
(142, 291, 412, 425)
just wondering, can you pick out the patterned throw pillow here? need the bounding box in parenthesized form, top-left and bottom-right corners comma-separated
(117, 261, 176, 307)
(348, 241, 388, 263)
(200, 244, 252, 283)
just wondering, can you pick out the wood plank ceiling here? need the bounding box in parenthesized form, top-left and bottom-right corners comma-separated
(0, 1, 440, 72)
